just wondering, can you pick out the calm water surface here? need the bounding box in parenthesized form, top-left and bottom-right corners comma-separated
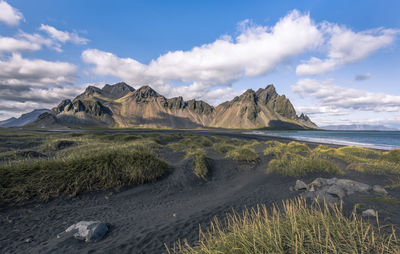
(249, 130, 400, 150)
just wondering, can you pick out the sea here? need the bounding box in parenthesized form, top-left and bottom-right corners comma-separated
(248, 130, 400, 150)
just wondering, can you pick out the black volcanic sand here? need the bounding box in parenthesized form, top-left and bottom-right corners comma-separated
(1, 130, 400, 254)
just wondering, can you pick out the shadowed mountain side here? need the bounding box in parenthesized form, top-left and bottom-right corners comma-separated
(32, 82, 318, 129)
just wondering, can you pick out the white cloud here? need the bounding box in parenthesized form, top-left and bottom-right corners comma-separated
(0, 36, 41, 52)
(295, 106, 348, 116)
(0, 28, 88, 53)
(40, 24, 88, 45)
(292, 78, 400, 112)
(0, 53, 76, 87)
(296, 25, 398, 75)
(0, 1, 23, 26)
(83, 10, 322, 102)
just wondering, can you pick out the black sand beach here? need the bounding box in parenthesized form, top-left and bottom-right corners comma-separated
(1, 130, 399, 253)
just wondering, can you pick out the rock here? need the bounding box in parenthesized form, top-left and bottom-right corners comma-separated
(335, 179, 371, 195)
(326, 185, 346, 199)
(58, 221, 108, 242)
(373, 185, 388, 195)
(299, 177, 375, 204)
(295, 180, 308, 191)
(362, 209, 376, 217)
(311, 178, 327, 188)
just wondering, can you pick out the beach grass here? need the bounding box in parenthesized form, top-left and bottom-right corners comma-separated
(263, 141, 340, 177)
(0, 148, 170, 203)
(267, 152, 341, 177)
(226, 146, 258, 162)
(194, 153, 209, 180)
(169, 198, 400, 254)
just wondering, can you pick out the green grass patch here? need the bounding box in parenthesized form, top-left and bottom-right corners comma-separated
(169, 198, 400, 253)
(362, 197, 400, 205)
(267, 153, 341, 177)
(213, 143, 235, 154)
(381, 149, 400, 163)
(0, 149, 170, 203)
(263, 141, 340, 177)
(226, 146, 258, 162)
(194, 153, 209, 180)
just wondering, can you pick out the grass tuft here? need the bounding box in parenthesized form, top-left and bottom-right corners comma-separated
(0, 149, 170, 203)
(194, 153, 209, 180)
(213, 143, 235, 154)
(268, 153, 341, 177)
(169, 198, 400, 254)
(226, 146, 258, 162)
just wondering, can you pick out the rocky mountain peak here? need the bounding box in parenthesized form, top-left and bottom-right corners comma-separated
(256, 84, 278, 104)
(297, 113, 310, 121)
(239, 89, 257, 102)
(133, 86, 160, 98)
(102, 82, 135, 99)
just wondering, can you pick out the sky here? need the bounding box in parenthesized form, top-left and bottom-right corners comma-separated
(0, 0, 400, 128)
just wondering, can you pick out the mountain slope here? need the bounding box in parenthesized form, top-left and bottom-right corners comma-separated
(33, 82, 317, 129)
(0, 109, 50, 127)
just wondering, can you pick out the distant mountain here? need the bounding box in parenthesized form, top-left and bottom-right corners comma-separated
(33, 82, 318, 129)
(322, 124, 398, 131)
(0, 109, 50, 127)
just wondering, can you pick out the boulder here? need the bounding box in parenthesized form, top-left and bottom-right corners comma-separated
(326, 185, 346, 199)
(295, 178, 375, 204)
(295, 180, 308, 191)
(362, 209, 377, 217)
(58, 221, 108, 242)
(373, 185, 388, 195)
(335, 179, 371, 195)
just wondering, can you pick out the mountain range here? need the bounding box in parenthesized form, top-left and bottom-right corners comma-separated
(0, 109, 50, 128)
(30, 82, 317, 129)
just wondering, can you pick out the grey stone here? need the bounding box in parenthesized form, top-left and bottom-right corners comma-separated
(311, 178, 327, 188)
(373, 185, 388, 195)
(335, 179, 371, 195)
(299, 177, 374, 204)
(362, 209, 376, 217)
(326, 185, 346, 199)
(58, 221, 108, 242)
(327, 178, 338, 185)
(295, 180, 308, 191)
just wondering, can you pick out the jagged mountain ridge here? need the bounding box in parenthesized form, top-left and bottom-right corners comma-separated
(35, 82, 317, 129)
(0, 109, 50, 127)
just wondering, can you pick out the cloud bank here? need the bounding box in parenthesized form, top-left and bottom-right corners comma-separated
(292, 78, 400, 113)
(296, 26, 398, 75)
(83, 10, 322, 103)
(0, 0, 23, 26)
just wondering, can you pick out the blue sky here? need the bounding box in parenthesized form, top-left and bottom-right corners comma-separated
(1, 0, 400, 128)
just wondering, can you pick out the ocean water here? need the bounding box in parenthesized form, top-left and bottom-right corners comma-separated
(249, 130, 400, 150)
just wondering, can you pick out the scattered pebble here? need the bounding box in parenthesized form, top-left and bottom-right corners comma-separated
(295, 180, 308, 191)
(373, 185, 388, 195)
(58, 221, 108, 242)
